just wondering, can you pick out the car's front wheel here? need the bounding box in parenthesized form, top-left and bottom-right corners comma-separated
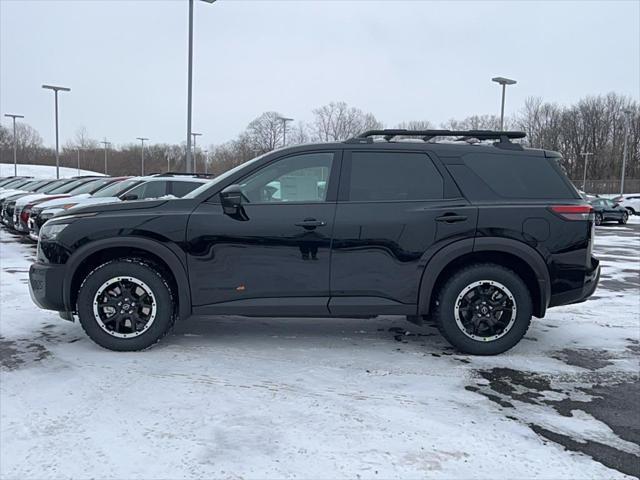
(77, 258, 175, 351)
(434, 263, 532, 355)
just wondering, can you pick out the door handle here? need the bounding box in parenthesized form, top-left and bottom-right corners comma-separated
(436, 214, 468, 223)
(295, 218, 327, 229)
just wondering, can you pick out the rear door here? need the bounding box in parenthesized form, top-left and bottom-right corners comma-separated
(329, 149, 477, 315)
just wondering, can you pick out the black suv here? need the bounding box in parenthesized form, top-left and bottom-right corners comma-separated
(29, 129, 600, 354)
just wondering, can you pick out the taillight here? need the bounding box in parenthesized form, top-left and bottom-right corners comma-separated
(550, 205, 593, 221)
(20, 206, 32, 223)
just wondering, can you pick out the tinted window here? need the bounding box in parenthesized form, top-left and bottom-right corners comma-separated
(48, 179, 87, 194)
(94, 179, 140, 198)
(124, 180, 167, 199)
(41, 179, 74, 193)
(348, 152, 443, 201)
(463, 153, 575, 199)
(67, 178, 114, 195)
(240, 152, 333, 203)
(169, 181, 203, 197)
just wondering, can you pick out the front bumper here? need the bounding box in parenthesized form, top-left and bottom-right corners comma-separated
(549, 256, 601, 307)
(29, 262, 67, 313)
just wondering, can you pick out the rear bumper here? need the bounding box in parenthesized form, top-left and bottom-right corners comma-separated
(549, 256, 600, 307)
(29, 262, 67, 312)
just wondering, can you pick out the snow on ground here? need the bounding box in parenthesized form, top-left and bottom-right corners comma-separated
(0, 163, 103, 178)
(0, 222, 638, 479)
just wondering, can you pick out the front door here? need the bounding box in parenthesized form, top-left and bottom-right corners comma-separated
(186, 150, 340, 316)
(329, 149, 477, 315)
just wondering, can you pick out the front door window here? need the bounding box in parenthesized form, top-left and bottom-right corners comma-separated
(239, 152, 333, 203)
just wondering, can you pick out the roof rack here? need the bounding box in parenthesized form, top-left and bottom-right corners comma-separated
(345, 129, 526, 149)
(150, 172, 216, 179)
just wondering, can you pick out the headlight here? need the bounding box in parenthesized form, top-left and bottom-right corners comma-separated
(39, 222, 69, 241)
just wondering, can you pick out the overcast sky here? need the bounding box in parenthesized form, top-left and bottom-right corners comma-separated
(1, 0, 639, 148)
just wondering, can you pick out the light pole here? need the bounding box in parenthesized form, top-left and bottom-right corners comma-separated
(4, 113, 24, 176)
(101, 139, 111, 175)
(580, 152, 593, 192)
(278, 116, 294, 147)
(186, 0, 217, 174)
(203, 149, 209, 174)
(491, 77, 516, 131)
(191, 132, 202, 173)
(621, 109, 632, 195)
(77, 147, 82, 176)
(137, 137, 149, 175)
(42, 84, 71, 179)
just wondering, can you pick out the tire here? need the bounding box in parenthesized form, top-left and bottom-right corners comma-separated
(434, 263, 532, 355)
(77, 258, 175, 351)
(595, 213, 603, 226)
(619, 212, 629, 224)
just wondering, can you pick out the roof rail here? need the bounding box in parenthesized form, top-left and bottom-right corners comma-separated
(150, 172, 216, 179)
(345, 129, 526, 149)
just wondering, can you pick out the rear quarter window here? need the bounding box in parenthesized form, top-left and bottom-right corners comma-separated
(169, 181, 204, 197)
(459, 153, 576, 199)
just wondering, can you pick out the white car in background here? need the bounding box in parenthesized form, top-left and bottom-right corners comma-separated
(613, 193, 640, 215)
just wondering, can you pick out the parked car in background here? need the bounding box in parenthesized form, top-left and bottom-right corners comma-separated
(28, 175, 210, 240)
(0, 177, 33, 191)
(0, 178, 42, 200)
(589, 198, 629, 225)
(3, 178, 99, 231)
(27, 177, 129, 241)
(612, 193, 640, 215)
(1, 178, 77, 227)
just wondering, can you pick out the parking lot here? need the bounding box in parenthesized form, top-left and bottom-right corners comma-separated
(0, 219, 638, 479)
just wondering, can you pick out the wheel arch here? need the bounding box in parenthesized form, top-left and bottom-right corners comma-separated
(418, 237, 551, 318)
(64, 237, 191, 320)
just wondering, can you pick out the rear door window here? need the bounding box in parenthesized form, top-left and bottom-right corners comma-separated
(169, 181, 203, 197)
(346, 151, 443, 201)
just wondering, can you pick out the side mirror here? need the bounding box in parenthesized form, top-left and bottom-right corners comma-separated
(220, 184, 244, 215)
(121, 193, 139, 201)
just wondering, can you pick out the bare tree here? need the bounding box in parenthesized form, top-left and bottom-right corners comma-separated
(310, 101, 382, 142)
(396, 120, 434, 131)
(246, 111, 285, 153)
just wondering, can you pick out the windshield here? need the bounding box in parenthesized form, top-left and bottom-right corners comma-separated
(183, 153, 269, 199)
(47, 179, 88, 194)
(67, 178, 114, 195)
(4, 179, 34, 190)
(38, 179, 71, 193)
(14, 180, 41, 190)
(31, 180, 55, 192)
(93, 178, 141, 198)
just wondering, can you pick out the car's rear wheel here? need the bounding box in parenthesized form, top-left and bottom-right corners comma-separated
(595, 213, 603, 226)
(619, 211, 629, 224)
(77, 258, 175, 351)
(434, 263, 532, 355)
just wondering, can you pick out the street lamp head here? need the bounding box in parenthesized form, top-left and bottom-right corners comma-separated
(201, 0, 217, 3)
(278, 117, 294, 122)
(136, 137, 149, 141)
(4, 113, 24, 119)
(42, 84, 71, 92)
(192, 132, 203, 137)
(492, 77, 517, 86)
